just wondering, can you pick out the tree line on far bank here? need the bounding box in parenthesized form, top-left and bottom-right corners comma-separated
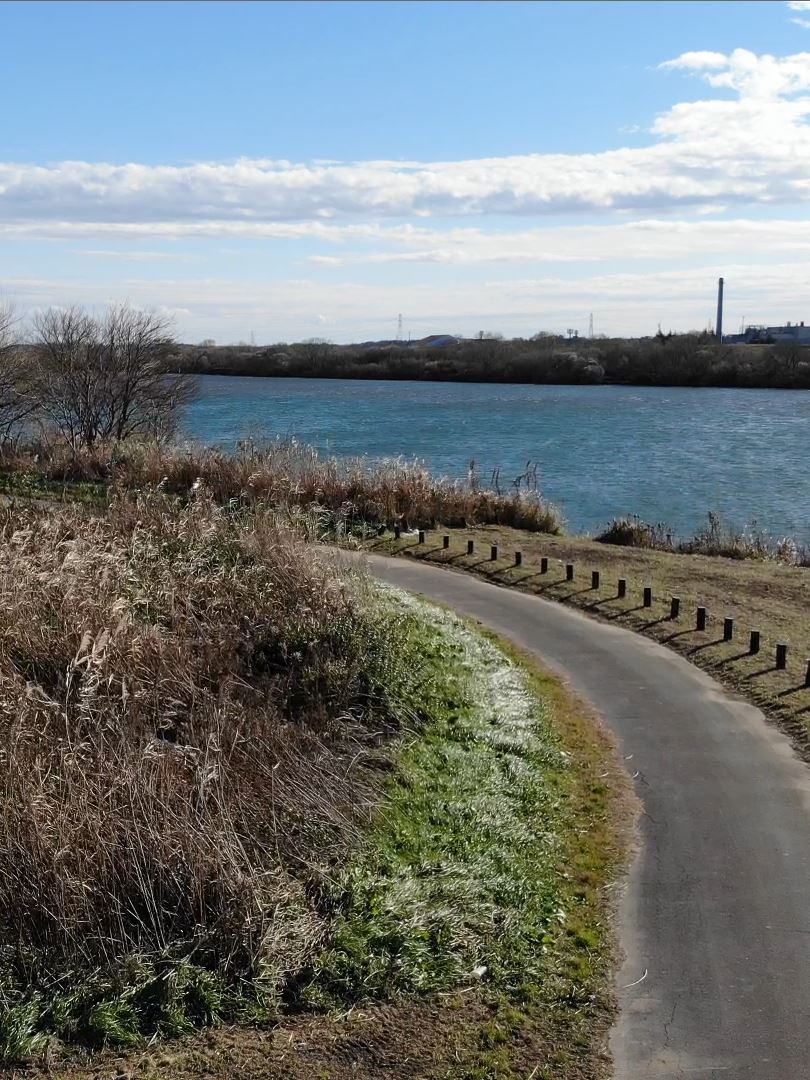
(175, 331, 810, 389)
(0, 304, 195, 447)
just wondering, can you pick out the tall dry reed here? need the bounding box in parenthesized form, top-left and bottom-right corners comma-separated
(0, 490, 414, 1020)
(0, 437, 564, 534)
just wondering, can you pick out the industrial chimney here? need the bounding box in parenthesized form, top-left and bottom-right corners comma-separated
(716, 277, 724, 342)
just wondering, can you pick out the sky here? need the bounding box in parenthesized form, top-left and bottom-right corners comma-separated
(1, 0, 810, 344)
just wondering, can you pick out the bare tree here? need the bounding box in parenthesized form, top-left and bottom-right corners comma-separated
(32, 305, 196, 448)
(0, 304, 37, 441)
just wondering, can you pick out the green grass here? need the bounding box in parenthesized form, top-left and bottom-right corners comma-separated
(0, 470, 107, 504)
(297, 591, 624, 1075)
(302, 593, 569, 1005)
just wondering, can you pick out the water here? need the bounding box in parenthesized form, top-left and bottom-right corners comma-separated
(184, 377, 810, 539)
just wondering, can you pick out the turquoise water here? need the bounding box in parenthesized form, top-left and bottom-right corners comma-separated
(184, 377, 810, 539)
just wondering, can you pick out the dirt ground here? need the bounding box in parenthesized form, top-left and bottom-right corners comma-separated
(14, 995, 616, 1080)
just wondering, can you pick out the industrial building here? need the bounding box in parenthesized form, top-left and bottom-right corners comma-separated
(723, 322, 810, 346)
(714, 277, 809, 345)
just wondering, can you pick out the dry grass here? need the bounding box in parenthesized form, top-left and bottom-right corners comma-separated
(0, 438, 563, 535)
(597, 512, 809, 565)
(370, 525, 810, 752)
(0, 490, 418, 1043)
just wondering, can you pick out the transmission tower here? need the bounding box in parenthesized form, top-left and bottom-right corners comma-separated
(397, 313, 403, 341)
(588, 313, 594, 339)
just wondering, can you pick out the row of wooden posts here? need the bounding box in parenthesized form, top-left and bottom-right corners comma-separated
(392, 526, 810, 688)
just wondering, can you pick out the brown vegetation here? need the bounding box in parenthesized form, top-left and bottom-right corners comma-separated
(0, 438, 564, 534)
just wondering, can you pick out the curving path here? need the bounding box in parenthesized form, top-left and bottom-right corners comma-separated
(342, 552, 810, 1079)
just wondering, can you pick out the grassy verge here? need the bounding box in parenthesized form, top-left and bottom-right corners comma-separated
(366, 525, 810, 755)
(14, 587, 630, 1080)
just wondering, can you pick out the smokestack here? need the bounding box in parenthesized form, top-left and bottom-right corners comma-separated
(716, 277, 724, 342)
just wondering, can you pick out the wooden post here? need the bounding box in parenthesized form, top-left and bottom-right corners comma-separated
(490, 544, 498, 561)
(670, 597, 680, 620)
(566, 563, 574, 581)
(776, 643, 787, 670)
(618, 578, 627, 599)
(467, 539, 475, 555)
(514, 551, 522, 567)
(540, 557, 548, 574)
(643, 586, 652, 608)
(805, 659, 810, 688)
(696, 606, 707, 631)
(418, 530, 425, 544)
(723, 617, 734, 642)
(749, 630, 761, 655)
(591, 570, 600, 589)
(394, 525, 401, 540)
(443, 534, 450, 549)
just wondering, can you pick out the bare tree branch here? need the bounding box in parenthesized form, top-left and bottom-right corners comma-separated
(31, 305, 197, 449)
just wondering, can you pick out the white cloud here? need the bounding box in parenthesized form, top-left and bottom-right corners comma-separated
(0, 48, 807, 234)
(72, 249, 193, 261)
(304, 218, 810, 267)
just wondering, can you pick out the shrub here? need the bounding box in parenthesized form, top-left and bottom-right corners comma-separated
(595, 515, 674, 550)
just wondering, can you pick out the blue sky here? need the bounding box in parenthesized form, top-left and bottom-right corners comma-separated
(1, 0, 809, 342)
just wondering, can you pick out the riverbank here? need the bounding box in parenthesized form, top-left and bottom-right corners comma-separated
(174, 336, 810, 390)
(366, 526, 810, 757)
(0, 493, 627, 1078)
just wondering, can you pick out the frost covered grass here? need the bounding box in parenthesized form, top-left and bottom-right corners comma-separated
(301, 591, 600, 1012)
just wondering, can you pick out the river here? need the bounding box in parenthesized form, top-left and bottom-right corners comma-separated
(183, 376, 810, 539)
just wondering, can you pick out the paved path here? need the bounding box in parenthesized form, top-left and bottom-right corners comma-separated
(343, 552, 810, 1079)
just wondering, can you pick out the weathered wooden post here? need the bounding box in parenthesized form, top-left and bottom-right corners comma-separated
(394, 525, 401, 540)
(749, 630, 761, 655)
(418, 530, 425, 544)
(514, 551, 522, 567)
(670, 597, 680, 619)
(467, 539, 475, 555)
(443, 534, 450, 549)
(804, 659, 810, 688)
(723, 617, 734, 642)
(643, 586, 652, 608)
(618, 578, 627, 599)
(776, 643, 788, 670)
(490, 545, 498, 561)
(696, 606, 707, 631)
(566, 564, 574, 581)
(591, 570, 600, 590)
(540, 557, 548, 574)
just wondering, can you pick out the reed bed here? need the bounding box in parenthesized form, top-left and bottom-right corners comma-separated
(0, 489, 420, 1053)
(0, 438, 564, 535)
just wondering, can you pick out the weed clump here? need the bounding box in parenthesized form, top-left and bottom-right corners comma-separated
(597, 511, 810, 565)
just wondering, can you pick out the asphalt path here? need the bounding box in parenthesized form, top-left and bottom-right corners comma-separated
(341, 551, 810, 1079)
